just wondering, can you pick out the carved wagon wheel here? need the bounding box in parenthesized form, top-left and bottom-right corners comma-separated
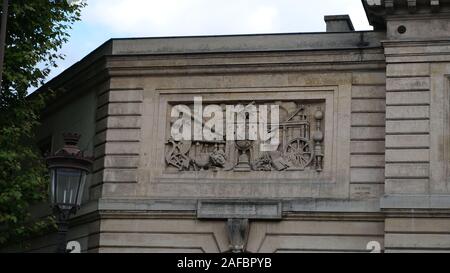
(284, 137, 314, 169)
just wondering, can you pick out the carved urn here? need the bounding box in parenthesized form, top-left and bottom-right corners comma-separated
(234, 140, 253, 172)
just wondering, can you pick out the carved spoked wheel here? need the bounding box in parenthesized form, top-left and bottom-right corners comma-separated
(284, 138, 314, 169)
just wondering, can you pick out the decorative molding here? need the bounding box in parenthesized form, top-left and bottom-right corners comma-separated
(363, 0, 446, 30)
(197, 200, 282, 220)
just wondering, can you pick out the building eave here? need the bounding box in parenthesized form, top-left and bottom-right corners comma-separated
(30, 30, 385, 108)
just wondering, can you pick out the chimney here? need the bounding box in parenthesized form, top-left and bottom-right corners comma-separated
(324, 15, 355, 32)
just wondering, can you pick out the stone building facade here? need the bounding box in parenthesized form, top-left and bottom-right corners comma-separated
(19, 0, 450, 252)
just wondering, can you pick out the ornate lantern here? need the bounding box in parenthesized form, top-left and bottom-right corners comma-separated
(45, 133, 93, 252)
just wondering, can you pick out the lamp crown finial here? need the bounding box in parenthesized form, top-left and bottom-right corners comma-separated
(62, 133, 81, 146)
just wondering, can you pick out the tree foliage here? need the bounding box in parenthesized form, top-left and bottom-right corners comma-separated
(0, 0, 85, 247)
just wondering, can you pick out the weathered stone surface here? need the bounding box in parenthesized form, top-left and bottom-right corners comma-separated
(386, 120, 429, 134)
(351, 141, 385, 154)
(385, 149, 429, 162)
(351, 168, 385, 183)
(352, 99, 386, 112)
(385, 163, 429, 178)
(324, 15, 354, 32)
(386, 135, 429, 148)
(350, 184, 384, 200)
(385, 233, 450, 250)
(351, 127, 385, 140)
(351, 155, 385, 167)
(106, 102, 143, 116)
(385, 179, 429, 194)
(386, 63, 430, 77)
(386, 91, 430, 105)
(197, 201, 282, 220)
(95, 142, 140, 157)
(352, 86, 386, 99)
(352, 113, 385, 126)
(386, 105, 429, 119)
(386, 77, 430, 91)
(108, 90, 143, 103)
(386, 218, 450, 233)
(352, 72, 386, 85)
(96, 116, 142, 133)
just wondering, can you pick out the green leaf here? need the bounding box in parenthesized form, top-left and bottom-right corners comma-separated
(0, 0, 85, 248)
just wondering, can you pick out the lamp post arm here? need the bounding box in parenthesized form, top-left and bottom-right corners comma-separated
(56, 218, 69, 253)
(55, 207, 72, 253)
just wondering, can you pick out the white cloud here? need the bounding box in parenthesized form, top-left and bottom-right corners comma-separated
(247, 6, 280, 33)
(82, 0, 372, 37)
(33, 0, 373, 92)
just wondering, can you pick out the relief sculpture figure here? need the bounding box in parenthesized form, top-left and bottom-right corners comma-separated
(210, 146, 227, 168)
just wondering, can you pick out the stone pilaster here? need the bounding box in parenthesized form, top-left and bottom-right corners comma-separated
(93, 83, 143, 199)
(365, 0, 450, 252)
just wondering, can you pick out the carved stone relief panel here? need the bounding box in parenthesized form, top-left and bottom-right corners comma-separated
(146, 85, 350, 199)
(165, 100, 325, 173)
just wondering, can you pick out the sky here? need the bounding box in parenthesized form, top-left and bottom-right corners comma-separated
(41, 0, 372, 88)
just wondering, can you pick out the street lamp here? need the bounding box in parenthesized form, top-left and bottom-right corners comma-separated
(45, 133, 93, 253)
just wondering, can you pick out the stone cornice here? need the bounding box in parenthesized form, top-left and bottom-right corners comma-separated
(66, 198, 384, 225)
(363, 0, 450, 30)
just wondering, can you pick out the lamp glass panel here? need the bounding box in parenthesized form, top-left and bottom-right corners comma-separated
(50, 169, 56, 204)
(76, 171, 87, 206)
(55, 168, 83, 207)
